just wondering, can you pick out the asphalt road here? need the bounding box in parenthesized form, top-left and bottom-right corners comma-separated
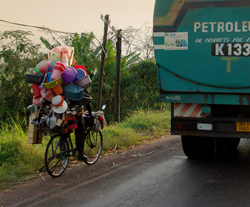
(7, 136, 250, 207)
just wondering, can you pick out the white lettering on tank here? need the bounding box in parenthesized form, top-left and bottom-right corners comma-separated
(218, 22, 225, 32)
(215, 43, 224, 56)
(202, 22, 208, 32)
(194, 21, 250, 33)
(209, 22, 216, 32)
(235, 22, 241, 32)
(242, 21, 248, 32)
(225, 22, 233, 32)
(194, 22, 201, 32)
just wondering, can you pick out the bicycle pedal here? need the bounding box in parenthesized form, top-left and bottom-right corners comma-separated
(78, 155, 87, 161)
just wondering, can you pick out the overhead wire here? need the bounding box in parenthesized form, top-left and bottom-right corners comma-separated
(0, 19, 78, 35)
(100, 17, 143, 56)
(0, 18, 151, 57)
(0, 18, 106, 53)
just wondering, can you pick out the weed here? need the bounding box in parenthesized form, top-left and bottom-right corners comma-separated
(0, 109, 170, 190)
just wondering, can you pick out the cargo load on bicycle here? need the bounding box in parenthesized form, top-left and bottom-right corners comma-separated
(25, 46, 106, 177)
(25, 46, 105, 144)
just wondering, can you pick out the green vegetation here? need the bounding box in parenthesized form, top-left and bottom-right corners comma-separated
(0, 120, 45, 189)
(102, 109, 170, 151)
(0, 28, 171, 190)
(0, 30, 162, 124)
(0, 30, 43, 122)
(0, 109, 170, 190)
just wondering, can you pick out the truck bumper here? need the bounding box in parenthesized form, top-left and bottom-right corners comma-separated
(171, 103, 250, 138)
(172, 117, 250, 138)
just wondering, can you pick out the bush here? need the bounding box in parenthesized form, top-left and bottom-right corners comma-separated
(120, 60, 168, 121)
(0, 109, 171, 190)
(0, 120, 45, 189)
(102, 109, 171, 151)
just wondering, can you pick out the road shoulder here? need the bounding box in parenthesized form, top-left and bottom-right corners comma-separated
(0, 135, 180, 206)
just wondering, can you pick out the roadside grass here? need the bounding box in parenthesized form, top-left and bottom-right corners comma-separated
(0, 120, 46, 190)
(0, 109, 170, 190)
(102, 109, 171, 151)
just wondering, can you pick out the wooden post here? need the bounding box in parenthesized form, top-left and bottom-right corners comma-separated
(96, 14, 109, 111)
(115, 29, 122, 122)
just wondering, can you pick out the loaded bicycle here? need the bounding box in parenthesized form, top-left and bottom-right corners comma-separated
(44, 109, 104, 177)
(24, 46, 106, 178)
(28, 93, 105, 178)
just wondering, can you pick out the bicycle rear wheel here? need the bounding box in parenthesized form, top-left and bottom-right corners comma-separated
(45, 135, 69, 177)
(84, 130, 103, 165)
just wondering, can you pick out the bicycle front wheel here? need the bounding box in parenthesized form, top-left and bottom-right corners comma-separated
(45, 135, 69, 177)
(84, 130, 103, 165)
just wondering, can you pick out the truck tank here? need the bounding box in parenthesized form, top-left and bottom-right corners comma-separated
(154, 0, 250, 105)
(153, 0, 250, 158)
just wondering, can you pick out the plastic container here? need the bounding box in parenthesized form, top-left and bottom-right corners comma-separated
(44, 77, 62, 89)
(51, 62, 65, 80)
(76, 76, 92, 89)
(63, 84, 86, 101)
(50, 52, 61, 61)
(47, 112, 57, 129)
(62, 66, 77, 83)
(75, 93, 92, 105)
(52, 84, 63, 95)
(25, 74, 44, 84)
(40, 87, 54, 101)
(73, 69, 86, 83)
(51, 95, 68, 114)
(33, 96, 42, 106)
(47, 72, 53, 82)
(34, 60, 50, 74)
(48, 59, 58, 71)
(74, 62, 88, 75)
(31, 84, 41, 97)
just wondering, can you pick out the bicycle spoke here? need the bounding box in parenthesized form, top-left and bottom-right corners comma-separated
(47, 155, 55, 165)
(45, 135, 69, 177)
(50, 159, 61, 173)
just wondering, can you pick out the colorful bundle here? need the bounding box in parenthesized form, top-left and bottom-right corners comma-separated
(25, 46, 93, 140)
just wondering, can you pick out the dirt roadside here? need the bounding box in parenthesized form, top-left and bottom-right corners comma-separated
(0, 135, 180, 207)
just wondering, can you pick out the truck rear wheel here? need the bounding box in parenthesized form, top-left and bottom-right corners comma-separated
(217, 138, 241, 152)
(181, 136, 202, 159)
(200, 137, 216, 159)
(182, 136, 217, 159)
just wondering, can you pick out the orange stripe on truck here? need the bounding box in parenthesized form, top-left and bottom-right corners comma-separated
(174, 103, 202, 117)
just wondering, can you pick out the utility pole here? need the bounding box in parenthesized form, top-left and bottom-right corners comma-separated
(96, 14, 109, 111)
(115, 29, 122, 122)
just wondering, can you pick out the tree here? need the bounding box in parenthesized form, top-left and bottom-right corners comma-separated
(72, 32, 102, 77)
(0, 30, 43, 122)
(120, 60, 166, 119)
(117, 23, 154, 60)
(91, 40, 141, 122)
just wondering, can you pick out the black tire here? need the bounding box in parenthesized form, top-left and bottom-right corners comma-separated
(217, 138, 241, 152)
(182, 136, 217, 159)
(181, 135, 202, 159)
(45, 135, 69, 178)
(83, 130, 103, 165)
(200, 137, 216, 159)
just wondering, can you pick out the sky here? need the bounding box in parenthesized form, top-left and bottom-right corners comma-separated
(0, 0, 155, 43)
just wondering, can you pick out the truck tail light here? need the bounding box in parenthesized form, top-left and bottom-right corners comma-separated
(175, 121, 196, 131)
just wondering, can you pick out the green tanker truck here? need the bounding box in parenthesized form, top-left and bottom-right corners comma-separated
(153, 0, 250, 158)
